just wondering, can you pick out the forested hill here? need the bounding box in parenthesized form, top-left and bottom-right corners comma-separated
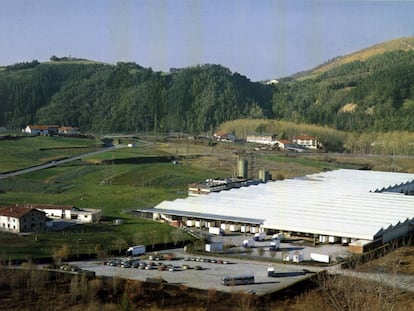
(2, 37, 414, 133)
(0, 60, 273, 133)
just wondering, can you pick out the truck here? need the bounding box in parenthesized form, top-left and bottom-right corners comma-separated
(253, 232, 266, 241)
(126, 245, 146, 256)
(209, 227, 224, 235)
(272, 233, 284, 241)
(242, 239, 255, 248)
(269, 239, 280, 251)
(310, 252, 330, 263)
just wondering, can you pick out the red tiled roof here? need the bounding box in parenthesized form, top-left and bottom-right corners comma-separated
(0, 206, 45, 218)
(214, 130, 226, 137)
(27, 125, 59, 130)
(278, 140, 291, 144)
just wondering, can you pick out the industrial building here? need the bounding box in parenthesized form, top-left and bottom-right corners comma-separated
(142, 169, 414, 253)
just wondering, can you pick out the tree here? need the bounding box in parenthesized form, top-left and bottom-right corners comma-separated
(53, 244, 71, 263)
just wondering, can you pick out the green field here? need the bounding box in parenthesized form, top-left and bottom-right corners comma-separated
(0, 137, 226, 260)
(0, 135, 99, 173)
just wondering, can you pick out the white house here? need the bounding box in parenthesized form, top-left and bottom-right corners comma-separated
(0, 206, 47, 233)
(246, 134, 278, 145)
(292, 135, 318, 150)
(58, 126, 80, 136)
(28, 204, 102, 224)
(23, 125, 59, 135)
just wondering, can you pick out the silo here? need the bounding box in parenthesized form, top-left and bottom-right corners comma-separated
(237, 159, 248, 178)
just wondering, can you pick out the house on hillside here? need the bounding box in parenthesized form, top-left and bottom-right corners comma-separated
(246, 134, 278, 146)
(28, 204, 102, 224)
(0, 206, 47, 233)
(58, 126, 80, 136)
(23, 125, 59, 135)
(292, 135, 319, 150)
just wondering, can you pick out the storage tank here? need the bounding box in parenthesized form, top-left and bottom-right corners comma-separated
(237, 159, 248, 178)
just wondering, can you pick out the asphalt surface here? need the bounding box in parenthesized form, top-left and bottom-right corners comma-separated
(73, 249, 323, 296)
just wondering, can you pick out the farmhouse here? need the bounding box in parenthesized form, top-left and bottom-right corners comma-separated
(213, 131, 237, 142)
(246, 134, 278, 145)
(0, 206, 47, 233)
(23, 125, 59, 135)
(58, 126, 80, 135)
(28, 204, 102, 223)
(292, 135, 318, 149)
(143, 169, 414, 253)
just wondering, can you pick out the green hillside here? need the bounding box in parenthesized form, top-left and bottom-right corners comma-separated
(2, 38, 414, 135)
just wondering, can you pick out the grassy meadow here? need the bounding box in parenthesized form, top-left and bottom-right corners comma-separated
(0, 135, 99, 173)
(0, 136, 227, 260)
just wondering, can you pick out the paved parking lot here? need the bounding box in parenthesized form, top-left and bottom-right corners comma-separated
(72, 232, 350, 295)
(73, 249, 324, 295)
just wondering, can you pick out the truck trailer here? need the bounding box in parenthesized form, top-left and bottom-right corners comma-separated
(209, 227, 224, 235)
(126, 245, 146, 256)
(254, 232, 266, 241)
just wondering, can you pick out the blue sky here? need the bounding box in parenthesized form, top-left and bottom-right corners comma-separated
(1, 0, 414, 81)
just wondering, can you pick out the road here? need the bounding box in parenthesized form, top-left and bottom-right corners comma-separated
(0, 144, 124, 180)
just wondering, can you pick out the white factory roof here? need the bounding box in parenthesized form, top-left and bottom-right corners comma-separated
(150, 169, 414, 241)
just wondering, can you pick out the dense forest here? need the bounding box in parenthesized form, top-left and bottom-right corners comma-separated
(1, 39, 414, 134)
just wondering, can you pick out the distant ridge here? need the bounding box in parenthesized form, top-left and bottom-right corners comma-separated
(294, 36, 414, 80)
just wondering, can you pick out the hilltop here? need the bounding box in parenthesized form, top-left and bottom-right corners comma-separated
(294, 36, 414, 80)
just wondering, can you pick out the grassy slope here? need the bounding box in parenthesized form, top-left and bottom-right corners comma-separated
(296, 36, 414, 80)
(0, 136, 99, 173)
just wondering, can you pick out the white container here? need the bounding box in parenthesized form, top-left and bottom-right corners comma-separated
(220, 223, 230, 231)
(205, 242, 224, 252)
(310, 253, 330, 263)
(230, 224, 241, 232)
(186, 220, 195, 227)
(292, 253, 303, 263)
(241, 225, 250, 233)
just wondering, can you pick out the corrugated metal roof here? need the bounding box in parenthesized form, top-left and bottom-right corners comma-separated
(149, 169, 414, 240)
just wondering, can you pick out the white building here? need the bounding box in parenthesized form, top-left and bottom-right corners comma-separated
(292, 135, 318, 149)
(246, 134, 278, 145)
(0, 206, 47, 233)
(23, 125, 59, 135)
(144, 169, 414, 252)
(28, 204, 102, 224)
